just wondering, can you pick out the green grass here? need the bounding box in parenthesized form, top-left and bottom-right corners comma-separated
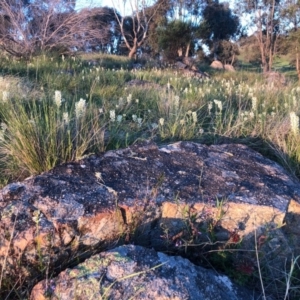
(0, 53, 299, 183)
(80, 52, 133, 70)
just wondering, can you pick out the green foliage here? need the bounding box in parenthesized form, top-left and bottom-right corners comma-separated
(80, 53, 132, 70)
(0, 94, 105, 178)
(215, 40, 240, 65)
(238, 35, 262, 67)
(157, 20, 195, 61)
(202, 2, 239, 41)
(201, 1, 240, 57)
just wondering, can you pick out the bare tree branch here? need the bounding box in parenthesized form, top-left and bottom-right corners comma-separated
(0, 0, 113, 58)
(112, 0, 165, 59)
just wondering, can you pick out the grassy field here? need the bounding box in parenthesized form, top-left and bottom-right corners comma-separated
(0, 53, 299, 186)
(0, 52, 300, 298)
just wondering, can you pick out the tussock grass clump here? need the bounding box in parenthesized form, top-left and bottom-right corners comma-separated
(0, 92, 105, 179)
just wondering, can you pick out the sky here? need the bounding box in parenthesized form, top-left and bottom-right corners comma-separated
(76, 0, 104, 10)
(75, 0, 133, 14)
(76, 0, 237, 16)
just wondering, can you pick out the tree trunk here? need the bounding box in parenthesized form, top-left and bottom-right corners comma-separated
(128, 36, 138, 59)
(262, 63, 269, 73)
(296, 48, 300, 81)
(177, 48, 183, 57)
(259, 42, 269, 72)
(185, 42, 190, 57)
(230, 53, 235, 66)
(259, 39, 269, 72)
(213, 40, 218, 60)
(268, 55, 273, 72)
(267, 0, 276, 72)
(257, 8, 268, 73)
(112, 0, 163, 62)
(128, 46, 137, 59)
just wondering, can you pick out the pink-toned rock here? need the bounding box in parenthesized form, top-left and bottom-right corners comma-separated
(210, 60, 224, 69)
(224, 64, 235, 72)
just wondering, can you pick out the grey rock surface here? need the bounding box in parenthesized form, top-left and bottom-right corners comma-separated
(30, 245, 257, 300)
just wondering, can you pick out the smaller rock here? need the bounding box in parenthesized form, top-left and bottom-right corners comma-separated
(174, 60, 210, 78)
(224, 64, 235, 72)
(182, 56, 195, 67)
(30, 245, 257, 300)
(210, 60, 224, 69)
(174, 61, 188, 69)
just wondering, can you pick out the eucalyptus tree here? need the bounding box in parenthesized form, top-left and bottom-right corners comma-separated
(157, 0, 239, 62)
(215, 40, 240, 65)
(81, 6, 121, 53)
(152, 0, 204, 60)
(280, 0, 300, 79)
(157, 19, 196, 60)
(200, 1, 240, 60)
(237, 0, 282, 72)
(111, 0, 167, 59)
